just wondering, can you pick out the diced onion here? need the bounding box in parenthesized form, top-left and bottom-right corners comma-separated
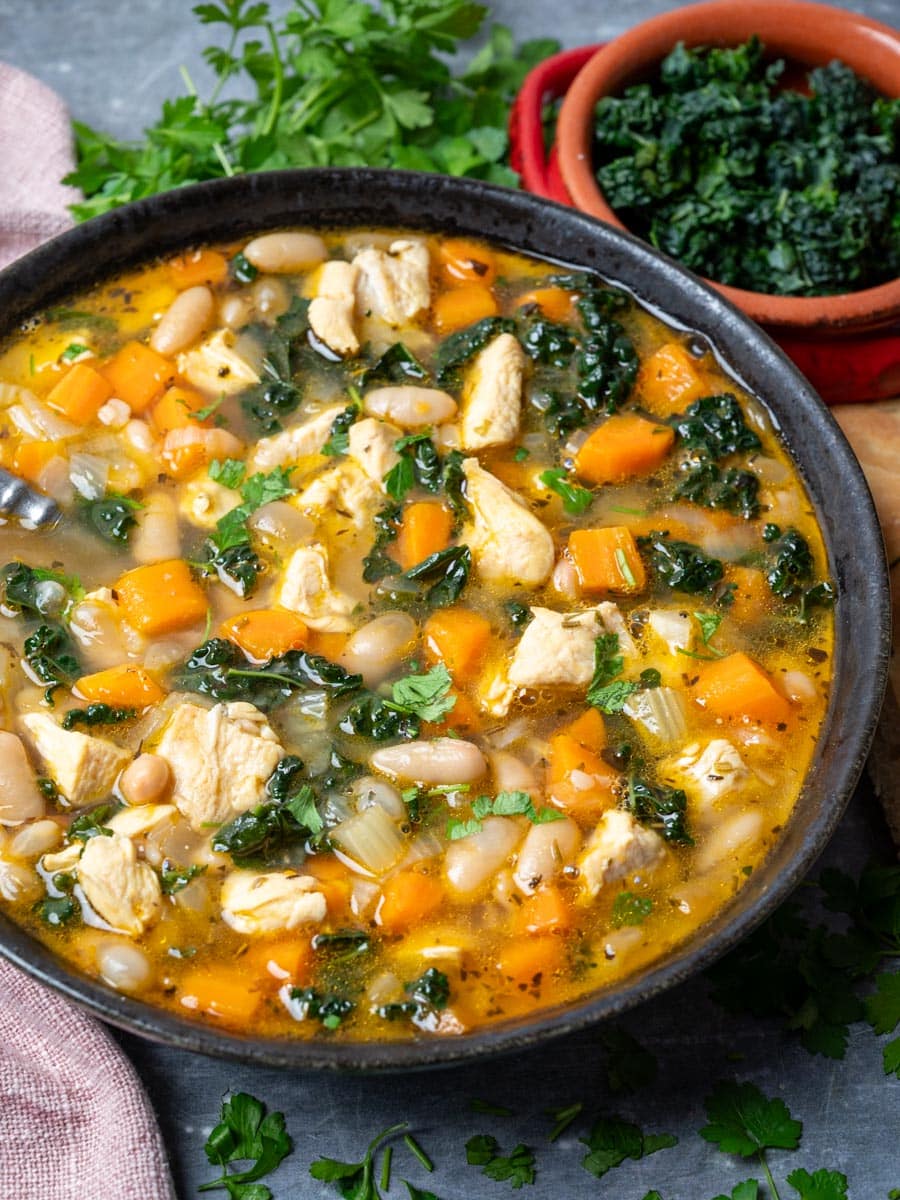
(69, 452, 109, 500)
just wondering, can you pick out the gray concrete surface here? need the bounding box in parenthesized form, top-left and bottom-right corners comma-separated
(3, 1, 899, 1196)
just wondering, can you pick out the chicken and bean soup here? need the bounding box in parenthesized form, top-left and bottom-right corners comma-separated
(0, 229, 833, 1039)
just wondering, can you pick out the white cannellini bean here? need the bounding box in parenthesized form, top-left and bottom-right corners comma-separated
(370, 738, 487, 785)
(248, 500, 314, 550)
(364, 386, 457, 429)
(133, 491, 181, 564)
(513, 817, 581, 894)
(243, 232, 327, 274)
(338, 612, 417, 687)
(96, 940, 154, 994)
(551, 556, 580, 599)
(0, 731, 45, 825)
(696, 809, 764, 873)
(68, 601, 130, 671)
(350, 776, 406, 820)
(490, 751, 539, 797)
(781, 670, 817, 702)
(150, 285, 215, 355)
(0, 861, 42, 904)
(219, 293, 253, 330)
(10, 819, 62, 858)
(445, 817, 522, 895)
(251, 277, 290, 319)
(119, 754, 171, 807)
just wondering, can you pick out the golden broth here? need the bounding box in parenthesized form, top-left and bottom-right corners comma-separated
(0, 229, 832, 1040)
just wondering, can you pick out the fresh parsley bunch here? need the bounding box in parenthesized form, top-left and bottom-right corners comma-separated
(64, 0, 559, 219)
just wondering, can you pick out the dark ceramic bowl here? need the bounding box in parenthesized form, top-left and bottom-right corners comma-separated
(0, 169, 889, 1070)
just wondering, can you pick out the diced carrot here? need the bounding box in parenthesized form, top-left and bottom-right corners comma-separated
(561, 707, 606, 753)
(242, 939, 314, 987)
(151, 385, 212, 434)
(317, 879, 352, 920)
(46, 362, 113, 425)
(423, 688, 482, 737)
(394, 501, 453, 571)
(574, 412, 675, 485)
(638, 341, 710, 416)
(12, 440, 64, 485)
(377, 869, 443, 932)
(101, 341, 175, 414)
(436, 238, 497, 287)
(423, 607, 492, 684)
(303, 853, 349, 883)
(75, 664, 165, 707)
(167, 248, 228, 290)
(432, 284, 498, 334)
(220, 609, 309, 662)
(724, 566, 771, 625)
(496, 936, 565, 991)
(515, 287, 574, 324)
(547, 731, 618, 821)
(513, 886, 574, 936)
(486, 458, 533, 491)
(568, 526, 647, 595)
(178, 966, 262, 1025)
(114, 559, 208, 637)
(694, 651, 793, 725)
(307, 631, 349, 661)
(548, 733, 608, 786)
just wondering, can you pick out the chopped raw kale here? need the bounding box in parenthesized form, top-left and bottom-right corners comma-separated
(68, 803, 118, 841)
(160, 861, 206, 895)
(230, 251, 258, 284)
(201, 465, 295, 597)
(239, 298, 311, 433)
(434, 316, 516, 386)
(594, 39, 900, 296)
(287, 986, 355, 1029)
(505, 600, 533, 631)
(766, 528, 814, 598)
(376, 967, 451, 1023)
(362, 503, 403, 583)
(404, 544, 471, 607)
(321, 399, 362, 457)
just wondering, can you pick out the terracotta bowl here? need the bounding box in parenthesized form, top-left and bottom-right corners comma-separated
(556, 0, 900, 332)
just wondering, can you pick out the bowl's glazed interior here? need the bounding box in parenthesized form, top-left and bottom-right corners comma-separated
(0, 169, 888, 1069)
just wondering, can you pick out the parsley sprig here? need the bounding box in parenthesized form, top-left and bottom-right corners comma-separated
(201, 1092, 292, 1200)
(64, 1, 559, 221)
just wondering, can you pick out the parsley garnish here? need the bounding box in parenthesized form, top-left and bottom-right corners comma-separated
(539, 468, 593, 515)
(310, 1121, 408, 1199)
(579, 1116, 676, 1179)
(200, 1092, 292, 1200)
(447, 791, 563, 840)
(465, 1135, 536, 1190)
(611, 891, 653, 927)
(159, 860, 206, 895)
(387, 663, 456, 724)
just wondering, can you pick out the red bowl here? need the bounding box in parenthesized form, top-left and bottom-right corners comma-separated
(555, 0, 900, 335)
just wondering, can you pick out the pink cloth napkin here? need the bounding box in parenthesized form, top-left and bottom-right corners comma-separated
(0, 62, 177, 1200)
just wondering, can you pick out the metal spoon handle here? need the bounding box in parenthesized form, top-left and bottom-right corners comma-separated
(0, 468, 60, 528)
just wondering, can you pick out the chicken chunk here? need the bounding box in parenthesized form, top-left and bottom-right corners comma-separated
(0, 731, 45, 826)
(248, 404, 345, 472)
(78, 832, 162, 936)
(177, 329, 260, 394)
(108, 804, 180, 839)
(353, 239, 430, 325)
(153, 701, 283, 829)
(578, 809, 665, 898)
(648, 609, 694, 656)
(670, 739, 749, 806)
(461, 458, 554, 587)
(309, 260, 359, 356)
(460, 334, 525, 450)
(276, 542, 358, 632)
(292, 461, 382, 531)
(347, 417, 402, 486)
(221, 870, 327, 935)
(20, 713, 130, 808)
(508, 606, 603, 688)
